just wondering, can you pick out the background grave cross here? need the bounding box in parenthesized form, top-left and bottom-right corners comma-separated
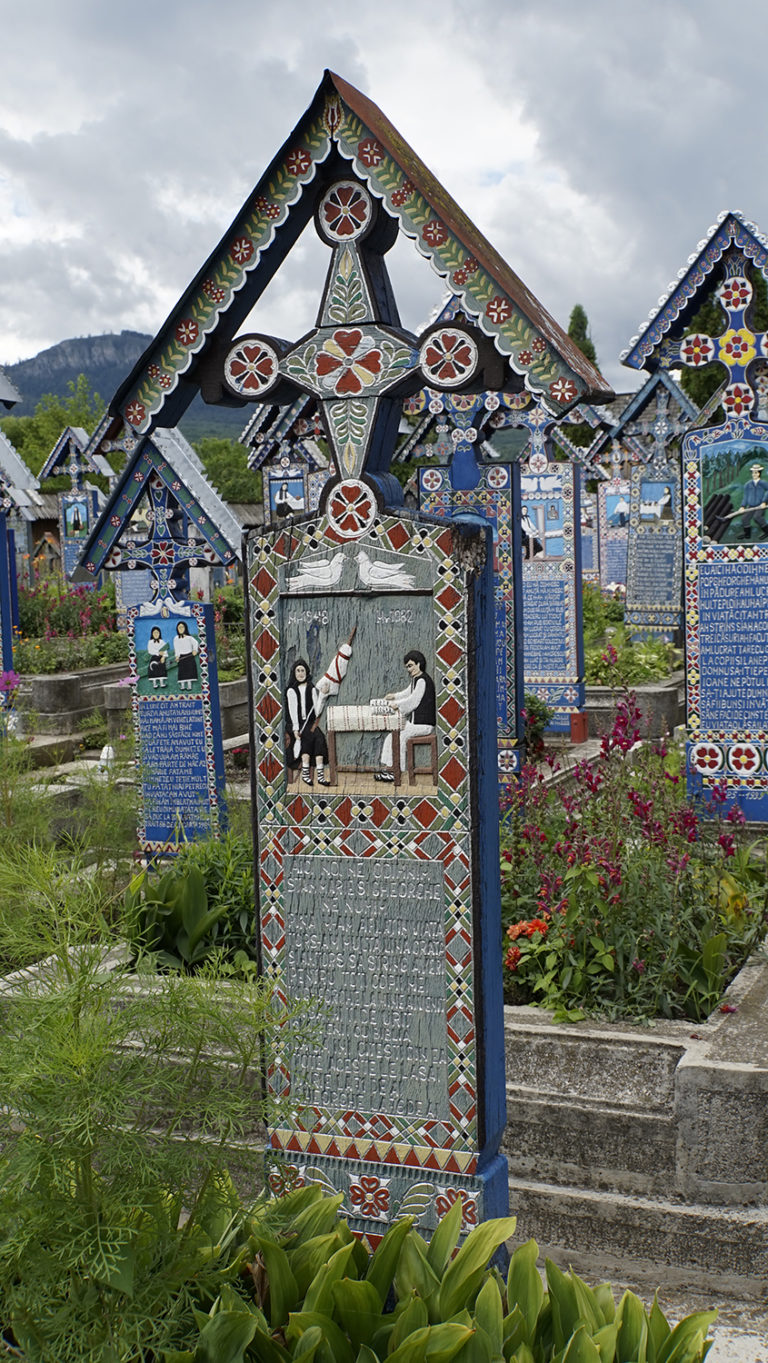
(629, 387, 691, 462)
(678, 252, 768, 419)
(218, 174, 489, 533)
(104, 473, 216, 602)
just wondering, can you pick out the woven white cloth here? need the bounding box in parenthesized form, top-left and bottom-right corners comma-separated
(327, 703, 401, 733)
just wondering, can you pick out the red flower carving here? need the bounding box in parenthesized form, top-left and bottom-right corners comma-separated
(286, 148, 312, 176)
(486, 296, 512, 324)
(358, 137, 384, 168)
(202, 278, 226, 303)
(453, 257, 478, 285)
(531, 337, 547, 354)
(421, 330, 477, 385)
(391, 179, 415, 207)
(349, 1174, 390, 1218)
(680, 333, 715, 367)
(549, 378, 578, 405)
(422, 219, 447, 248)
(227, 341, 277, 394)
(722, 382, 754, 415)
(315, 329, 382, 395)
(124, 401, 146, 427)
(230, 236, 254, 265)
(434, 1187, 478, 1228)
(718, 276, 751, 311)
(175, 319, 199, 346)
(321, 183, 371, 239)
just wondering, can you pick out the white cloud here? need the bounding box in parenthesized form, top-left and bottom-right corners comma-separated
(1, 0, 768, 403)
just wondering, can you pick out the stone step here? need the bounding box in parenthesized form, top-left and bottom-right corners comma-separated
(504, 1012, 689, 1111)
(503, 1088, 677, 1197)
(508, 1175, 768, 1302)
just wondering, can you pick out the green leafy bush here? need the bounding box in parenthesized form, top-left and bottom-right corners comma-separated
(501, 693, 768, 1021)
(522, 692, 555, 761)
(178, 1185, 716, 1363)
(0, 859, 312, 1362)
(127, 831, 256, 971)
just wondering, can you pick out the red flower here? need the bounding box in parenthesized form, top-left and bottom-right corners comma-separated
(175, 319, 199, 346)
(315, 329, 382, 395)
(391, 179, 415, 207)
(230, 236, 254, 265)
(549, 377, 578, 405)
(421, 330, 477, 385)
(349, 1174, 390, 1218)
(124, 401, 146, 427)
(422, 219, 447, 248)
(680, 333, 715, 367)
(321, 183, 371, 238)
(486, 296, 512, 324)
(286, 148, 312, 176)
(202, 278, 226, 303)
(358, 137, 384, 168)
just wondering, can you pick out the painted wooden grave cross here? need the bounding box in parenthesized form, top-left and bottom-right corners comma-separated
(607, 373, 697, 641)
(101, 71, 609, 1241)
(39, 426, 114, 579)
(74, 429, 242, 853)
(623, 211, 768, 819)
(485, 396, 586, 736)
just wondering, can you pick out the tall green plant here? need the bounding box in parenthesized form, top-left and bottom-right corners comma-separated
(178, 1187, 716, 1363)
(0, 854, 315, 1361)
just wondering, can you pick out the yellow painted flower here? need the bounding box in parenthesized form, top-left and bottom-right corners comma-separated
(718, 328, 756, 367)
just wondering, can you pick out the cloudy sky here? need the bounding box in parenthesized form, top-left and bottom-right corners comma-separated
(2, 0, 768, 393)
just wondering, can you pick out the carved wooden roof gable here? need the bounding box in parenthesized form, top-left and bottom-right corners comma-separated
(111, 70, 610, 441)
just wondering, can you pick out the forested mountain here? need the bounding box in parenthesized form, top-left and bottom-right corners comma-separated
(2, 332, 245, 440)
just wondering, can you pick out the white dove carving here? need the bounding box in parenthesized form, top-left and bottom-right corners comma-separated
(285, 550, 345, 592)
(356, 549, 415, 590)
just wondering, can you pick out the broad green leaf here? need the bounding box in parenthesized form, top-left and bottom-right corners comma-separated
(395, 1231, 441, 1308)
(331, 1277, 384, 1351)
(187, 902, 231, 956)
(287, 1310, 355, 1363)
(438, 1218, 517, 1319)
(593, 1322, 618, 1363)
(303, 1240, 357, 1316)
(506, 1347, 534, 1363)
(178, 864, 207, 931)
(293, 1326, 324, 1362)
(355, 1349, 381, 1363)
(572, 1273, 605, 1336)
(545, 1261, 580, 1353)
(290, 1232, 346, 1298)
(290, 1192, 345, 1246)
(594, 1285, 616, 1327)
(501, 1304, 527, 1356)
(474, 1277, 503, 1354)
(195, 1310, 260, 1363)
(387, 1323, 473, 1363)
(389, 1294, 431, 1353)
(452, 1325, 493, 1363)
(648, 1295, 670, 1357)
(257, 1237, 300, 1328)
(506, 1240, 543, 1341)
(366, 1215, 415, 1305)
(656, 1312, 717, 1363)
(93, 1239, 136, 1298)
(427, 1197, 463, 1276)
(615, 1290, 648, 1363)
(561, 1324, 602, 1363)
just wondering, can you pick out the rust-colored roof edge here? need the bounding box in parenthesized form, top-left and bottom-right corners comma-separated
(328, 71, 612, 403)
(110, 78, 334, 419)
